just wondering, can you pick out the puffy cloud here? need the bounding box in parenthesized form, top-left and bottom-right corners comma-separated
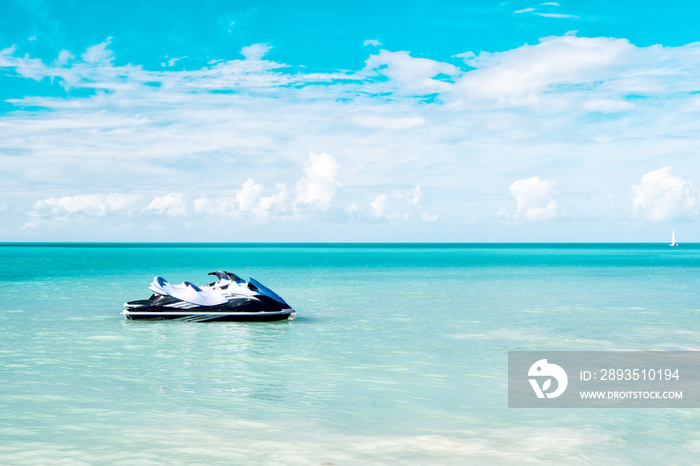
(370, 193, 387, 217)
(409, 186, 423, 205)
(81, 37, 114, 64)
(54, 50, 74, 66)
(0, 45, 52, 82)
(194, 179, 289, 219)
(235, 178, 288, 217)
(366, 186, 437, 222)
(346, 202, 360, 216)
(363, 39, 382, 47)
(146, 193, 187, 216)
(162, 56, 185, 68)
(240, 43, 272, 61)
(456, 36, 635, 100)
(259, 182, 289, 213)
(454, 51, 475, 61)
(35, 193, 140, 216)
(236, 178, 263, 212)
(508, 177, 559, 220)
(193, 196, 235, 218)
(294, 153, 340, 211)
(364, 50, 461, 94)
(631, 167, 699, 221)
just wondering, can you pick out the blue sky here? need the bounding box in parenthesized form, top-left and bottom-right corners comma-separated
(1, 0, 700, 241)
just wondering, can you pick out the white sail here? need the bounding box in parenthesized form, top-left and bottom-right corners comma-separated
(670, 230, 677, 246)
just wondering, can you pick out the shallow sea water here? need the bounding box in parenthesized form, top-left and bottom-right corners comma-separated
(1, 243, 700, 464)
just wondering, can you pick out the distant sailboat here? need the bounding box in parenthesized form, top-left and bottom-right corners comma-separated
(670, 230, 678, 246)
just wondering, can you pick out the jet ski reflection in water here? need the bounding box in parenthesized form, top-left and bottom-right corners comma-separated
(122, 271, 295, 322)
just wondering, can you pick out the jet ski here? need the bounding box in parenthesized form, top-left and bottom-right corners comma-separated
(122, 271, 295, 322)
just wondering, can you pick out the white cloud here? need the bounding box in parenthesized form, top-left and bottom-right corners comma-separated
(535, 13, 576, 18)
(54, 50, 74, 66)
(366, 186, 436, 222)
(632, 167, 700, 221)
(1, 45, 16, 59)
(370, 193, 387, 217)
(146, 193, 187, 216)
(514, 3, 571, 18)
(294, 153, 340, 211)
(81, 37, 114, 64)
(35, 193, 140, 216)
(2, 35, 700, 240)
(235, 178, 289, 217)
(454, 51, 475, 62)
(363, 39, 382, 47)
(352, 115, 425, 130)
(364, 50, 461, 94)
(508, 177, 559, 220)
(0, 45, 52, 82)
(194, 179, 289, 219)
(241, 43, 272, 61)
(346, 202, 360, 216)
(162, 57, 185, 67)
(259, 183, 289, 213)
(582, 99, 634, 113)
(409, 186, 422, 205)
(456, 36, 635, 101)
(236, 178, 263, 212)
(193, 196, 235, 218)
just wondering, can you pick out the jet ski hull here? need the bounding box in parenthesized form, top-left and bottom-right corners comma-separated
(121, 309, 296, 322)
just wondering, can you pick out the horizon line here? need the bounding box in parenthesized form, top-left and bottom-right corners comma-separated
(1, 241, 695, 246)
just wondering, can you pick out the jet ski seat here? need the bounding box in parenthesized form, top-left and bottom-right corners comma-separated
(149, 276, 228, 306)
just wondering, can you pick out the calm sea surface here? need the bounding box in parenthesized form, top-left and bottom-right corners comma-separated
(1, 243, 699, 464)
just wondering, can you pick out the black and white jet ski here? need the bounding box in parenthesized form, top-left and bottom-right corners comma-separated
(122, 271, 295, 322)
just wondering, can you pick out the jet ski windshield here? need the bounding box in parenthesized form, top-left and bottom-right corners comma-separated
(249, 277, 290, 306)
(209, 270, 244, 282)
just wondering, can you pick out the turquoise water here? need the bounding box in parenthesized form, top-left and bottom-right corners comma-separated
(1, 243, 699, 464)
